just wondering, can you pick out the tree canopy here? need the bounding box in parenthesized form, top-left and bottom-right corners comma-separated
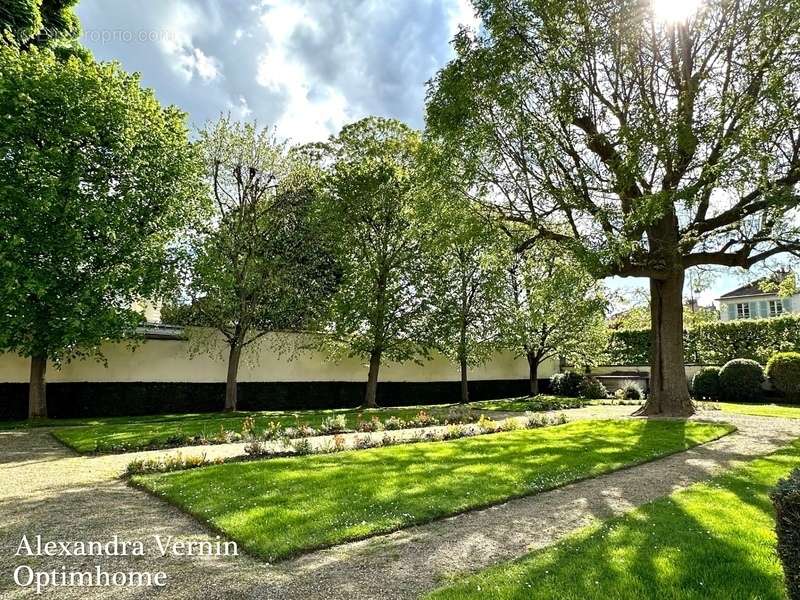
(316, 117, 431, 407)
(419, 192, 506, 403)
(0, 45, 205, 416)
(495, 240, 608, 394)
(426, 0, 800, 415)
(1, 0, 81, 51)
(179, 117, 336, 411)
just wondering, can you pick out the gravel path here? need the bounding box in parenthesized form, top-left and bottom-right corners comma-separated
(1, 407, 797, 599)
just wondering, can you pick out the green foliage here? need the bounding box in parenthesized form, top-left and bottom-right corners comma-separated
(426, 0, 800, 284)
(607, 315, 800, 366)
(579, 376, 608, 400)
(1, 0, 82, 53)
(181, 117, 335, 363)
(0, 45, 205, 364)
(495, 240, 608, 372)
(315, 117, 431, 365)
(767, 352, 800, 401)
(719, 359, 765, 403)
(611, 305, 718, 330)
(550, 372, 584, 398)
(134, 420, 730, 561)
(771, 467, 800, 600)
(691, 367, 721, 401)
(418, 193, 505, 374)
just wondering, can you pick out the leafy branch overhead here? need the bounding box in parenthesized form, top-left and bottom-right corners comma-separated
(427, 0, 800, 278)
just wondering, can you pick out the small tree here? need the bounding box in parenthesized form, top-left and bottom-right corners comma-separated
(496, 242, 608, 395)
(187, 117, 334, 412)
(0, 46, 205, 417)
(318, 117, 430, 408)
(421, 200, 505, 403)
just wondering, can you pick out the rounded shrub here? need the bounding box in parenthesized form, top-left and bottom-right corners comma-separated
(579, 376, 608, 399)
(718, 359, 765, 402)
(551, 371, 584, 397)
(691, 367, 721, 401)
(766, 352, 800, 401)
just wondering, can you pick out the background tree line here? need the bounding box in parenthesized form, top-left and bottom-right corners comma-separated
(8, 0, 794, 418)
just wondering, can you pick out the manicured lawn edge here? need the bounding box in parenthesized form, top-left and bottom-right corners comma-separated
(130, 420, 735, 562)
(425, 433, 800, 600)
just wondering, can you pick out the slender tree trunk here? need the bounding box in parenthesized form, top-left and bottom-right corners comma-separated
(458, 318, 469, 403)
(224, 343, 242, 412)
(28, 354, 47, 419)
(635, 270, 694, 416)
(526, 351, 539, 396)
(364, 348, 381, 408)
(459, 353, 469, 404)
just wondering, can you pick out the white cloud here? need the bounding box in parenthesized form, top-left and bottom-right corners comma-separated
(157, 2, 222, 83)
(76, 0, 473, 142)
(255, 2, 351, 143)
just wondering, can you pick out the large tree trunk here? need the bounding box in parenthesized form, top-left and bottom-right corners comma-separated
(635, 270, 694, 416)
(224, 343, 242, 412)
(364, 348, 381, 408)
(526, 351, 539, 396)
(28, 354, 47, 419)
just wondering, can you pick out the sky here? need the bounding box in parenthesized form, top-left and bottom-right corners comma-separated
(74, 0, 750, 309)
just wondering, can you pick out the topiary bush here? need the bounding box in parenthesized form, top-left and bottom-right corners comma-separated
(718, 359, 765, 402)
(772, 468, 800, 600)
(767, 352, 800, 401)
(550, 372, 584, 397)
(691, 367, 721, 401)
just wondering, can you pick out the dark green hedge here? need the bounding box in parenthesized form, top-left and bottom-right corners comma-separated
(606, 315, 800, 366)
(0, 379, 542, 420)
(772, 468, 800, 600)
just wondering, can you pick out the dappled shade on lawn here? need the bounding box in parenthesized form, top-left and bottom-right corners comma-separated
(426, 438, 800, 599)
(134, 419, 732, 561)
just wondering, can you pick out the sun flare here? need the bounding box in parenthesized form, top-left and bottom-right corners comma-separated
(652, 0, 702, 23)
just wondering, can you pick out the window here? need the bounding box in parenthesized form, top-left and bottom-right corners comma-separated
(769, 299, 784, 317)
(736, 303, 750, 319)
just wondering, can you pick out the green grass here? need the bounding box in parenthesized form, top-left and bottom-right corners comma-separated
(470, 395, 587, 412)
(132, 419, 733, 562)
(720, 402, 800, 419)
(426, 438, 800, 600)
(50, 405, 459, 453)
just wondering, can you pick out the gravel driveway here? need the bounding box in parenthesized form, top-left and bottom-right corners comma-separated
(1, 407, 797, 599)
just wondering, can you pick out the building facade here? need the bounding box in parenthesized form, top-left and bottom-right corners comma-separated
(718, 282, 798, 321)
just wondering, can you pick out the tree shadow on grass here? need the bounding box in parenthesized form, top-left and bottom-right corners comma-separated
(432, 454, 792, 600)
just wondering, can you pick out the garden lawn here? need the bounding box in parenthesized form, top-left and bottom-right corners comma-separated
(133, 419, 733, 561)
(720, 402, 800, 420)
(426, 438, 800, 600)
(51, 405, 457, 453)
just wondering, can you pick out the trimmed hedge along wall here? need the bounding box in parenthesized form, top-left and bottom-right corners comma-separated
(0, 379, 548, 420)
(607, 315, 800, 366)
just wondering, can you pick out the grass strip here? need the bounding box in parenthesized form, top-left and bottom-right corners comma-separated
(133, 419, 732, 562)
(426, 433, 800, 599)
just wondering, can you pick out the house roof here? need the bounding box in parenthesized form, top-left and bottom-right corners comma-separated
(718, 280, 772, 299)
